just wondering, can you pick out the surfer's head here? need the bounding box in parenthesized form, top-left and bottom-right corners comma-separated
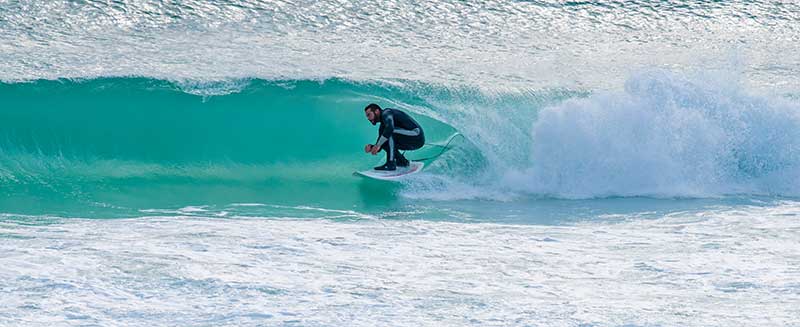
(365, 103, 381, 125)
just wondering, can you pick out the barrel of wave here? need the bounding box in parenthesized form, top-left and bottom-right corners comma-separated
(0, 78, 458, 216)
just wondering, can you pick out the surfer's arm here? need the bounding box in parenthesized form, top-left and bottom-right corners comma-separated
(375, 111, 395, 148)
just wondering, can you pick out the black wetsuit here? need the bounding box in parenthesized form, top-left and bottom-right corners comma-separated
(375, 108, 425, 163)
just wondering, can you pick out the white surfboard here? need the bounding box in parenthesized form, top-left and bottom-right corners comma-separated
(354, 161, 425, 181)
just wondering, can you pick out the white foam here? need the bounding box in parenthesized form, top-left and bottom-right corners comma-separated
(2, 1, 799, 92)
(514, 70, 800, 199)
(408, 70, 800, 201)
(1, 202, 799, 325)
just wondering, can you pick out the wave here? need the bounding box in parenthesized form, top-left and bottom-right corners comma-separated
(1, 71, 799, 213)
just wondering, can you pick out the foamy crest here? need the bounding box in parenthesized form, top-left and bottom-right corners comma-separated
(516, 70, 800, 198)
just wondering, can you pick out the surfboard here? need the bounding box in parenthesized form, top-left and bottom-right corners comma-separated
(354, 161, 425, 181)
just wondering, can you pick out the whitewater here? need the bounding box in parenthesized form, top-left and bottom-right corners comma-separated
(1, 1, 800, 326)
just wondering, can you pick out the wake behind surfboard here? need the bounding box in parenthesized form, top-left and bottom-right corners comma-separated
(354, 161, 425, 181)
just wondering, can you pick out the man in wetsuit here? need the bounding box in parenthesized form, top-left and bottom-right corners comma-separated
(364, 103, 425, 171)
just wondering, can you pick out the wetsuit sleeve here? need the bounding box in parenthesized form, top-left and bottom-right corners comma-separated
(375, 110, 395, 147)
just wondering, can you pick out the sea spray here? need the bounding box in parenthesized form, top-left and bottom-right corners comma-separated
(517, 70, 800, 198)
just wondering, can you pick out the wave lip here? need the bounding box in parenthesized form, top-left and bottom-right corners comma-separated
(515, 70, 800, 199)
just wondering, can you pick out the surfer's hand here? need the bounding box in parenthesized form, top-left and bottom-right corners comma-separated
(365, 144, 373, 153)
(370, 145, 381, 155)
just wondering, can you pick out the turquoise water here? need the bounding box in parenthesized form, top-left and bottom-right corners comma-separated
(0, 78, 464, 216)
(2, 1, 800, 326)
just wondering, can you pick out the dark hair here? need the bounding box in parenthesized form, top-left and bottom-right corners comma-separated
(364, 103, 381, 111)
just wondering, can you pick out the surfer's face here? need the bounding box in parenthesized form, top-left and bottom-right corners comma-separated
(366, 109, 379, 125)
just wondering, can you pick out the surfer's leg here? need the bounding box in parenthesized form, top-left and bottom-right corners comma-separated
(392, 133, 424, 167)
(376, 132, 423, 170)
(379, 136, 397, 163)
(375, 136, 398, 171)
(392, 127, 425, 149)
(387, 148, 408, 167)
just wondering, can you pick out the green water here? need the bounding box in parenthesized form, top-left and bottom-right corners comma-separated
(0, 78, 462, 217)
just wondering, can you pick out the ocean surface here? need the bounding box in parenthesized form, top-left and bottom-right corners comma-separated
(2, 1, 800, 326)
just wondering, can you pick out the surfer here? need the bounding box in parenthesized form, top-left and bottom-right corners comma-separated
(364, 103, 425, 171)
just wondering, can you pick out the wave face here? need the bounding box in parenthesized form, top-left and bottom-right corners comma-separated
(0, 78, 465, 215)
